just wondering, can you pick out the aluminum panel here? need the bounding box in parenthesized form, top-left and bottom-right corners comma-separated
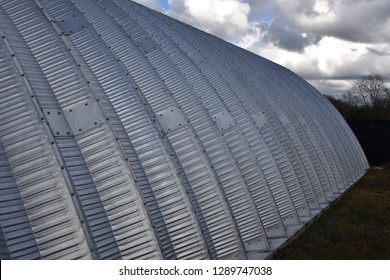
(0, 14, 123, 259)
(88, 3, 246, 259)
(252, 112, 268, 129)
(44, 109, 74, 136)
(0, 28, 91, 259)
(212, 110, 236, 131)
(137, 36, 158, 55)
(206, 36, 326, 207)
(66, 11, 208, 259)
(156, 15, 300, 224)
(75, 124, 160, 260)
(0, 142, 41, 260)
(155, 106, 186, 134)
(62, 99, 106, 135)
(137, 4, 285, 236)
(55, 13, 89, 36)
(104, 0, 271, 255)
(0, 0, 368, 260)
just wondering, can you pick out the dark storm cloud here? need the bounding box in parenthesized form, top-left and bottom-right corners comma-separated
(366, 47, 390, 56)
(289, 0, 390, 44)
(261, 18, 322, 53)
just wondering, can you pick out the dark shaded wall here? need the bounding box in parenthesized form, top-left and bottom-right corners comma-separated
(348, 120, 390, 166)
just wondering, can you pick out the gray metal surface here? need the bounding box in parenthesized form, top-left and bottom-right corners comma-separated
(0, 0, 368, 260)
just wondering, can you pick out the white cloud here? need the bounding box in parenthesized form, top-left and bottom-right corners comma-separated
(133, 0, 390, 97)
(167, 0, 251, 40)
(239, 32, 390, 94)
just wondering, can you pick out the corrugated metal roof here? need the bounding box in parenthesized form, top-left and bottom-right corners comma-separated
(0, 0, 368, 260)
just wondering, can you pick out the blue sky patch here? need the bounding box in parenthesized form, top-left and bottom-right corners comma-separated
(158, 0, 170, 10)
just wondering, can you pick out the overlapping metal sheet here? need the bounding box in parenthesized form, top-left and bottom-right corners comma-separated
(0, 0, 368, 260)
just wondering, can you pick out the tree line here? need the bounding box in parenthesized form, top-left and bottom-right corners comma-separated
(325, 75, 390, 120)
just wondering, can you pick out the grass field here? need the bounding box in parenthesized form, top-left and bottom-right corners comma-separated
(272, 163, 390, 260)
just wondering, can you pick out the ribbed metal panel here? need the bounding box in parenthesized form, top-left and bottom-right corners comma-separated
(134, 5, 286, 236)
(0, 142, 41, 259)
(241, 49, 367, 185)
(202, 35, 330, 205)
(0, 0, 368, 259)
(0, 17, 92, 259)
(0, 8, 121, 259)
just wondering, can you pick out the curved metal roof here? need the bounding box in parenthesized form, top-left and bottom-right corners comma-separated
(0, 0, 368, 260)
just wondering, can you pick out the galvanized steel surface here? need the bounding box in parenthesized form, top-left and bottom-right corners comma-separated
(0, 0, 368, 260)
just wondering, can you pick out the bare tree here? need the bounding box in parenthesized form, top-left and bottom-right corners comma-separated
(342, 89, 360, 108)
(386, 87, 390, 111)
(347, 75, 389, 117)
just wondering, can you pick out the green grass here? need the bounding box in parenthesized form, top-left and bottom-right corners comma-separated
(272, 164, 390, 260)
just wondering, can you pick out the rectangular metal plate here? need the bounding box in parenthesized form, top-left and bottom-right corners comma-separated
(252, 112, 268, 128)
(55, 13, 89, 36)
(45, 109, 73, 137)
(187, 51, 203, 65)
(63, 99, 105, 135)
(137, 36, 158, 55)
(212, 110, 235, 131)
(155, 106, 186, 133)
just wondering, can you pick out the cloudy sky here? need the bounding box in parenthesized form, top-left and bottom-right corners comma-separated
(133, 0, 390, 97)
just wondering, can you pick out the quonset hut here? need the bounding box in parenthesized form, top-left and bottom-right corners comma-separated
(0, 0, 368, 260)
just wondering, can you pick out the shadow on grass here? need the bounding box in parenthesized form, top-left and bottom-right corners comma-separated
(272, 163, 390, 260)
